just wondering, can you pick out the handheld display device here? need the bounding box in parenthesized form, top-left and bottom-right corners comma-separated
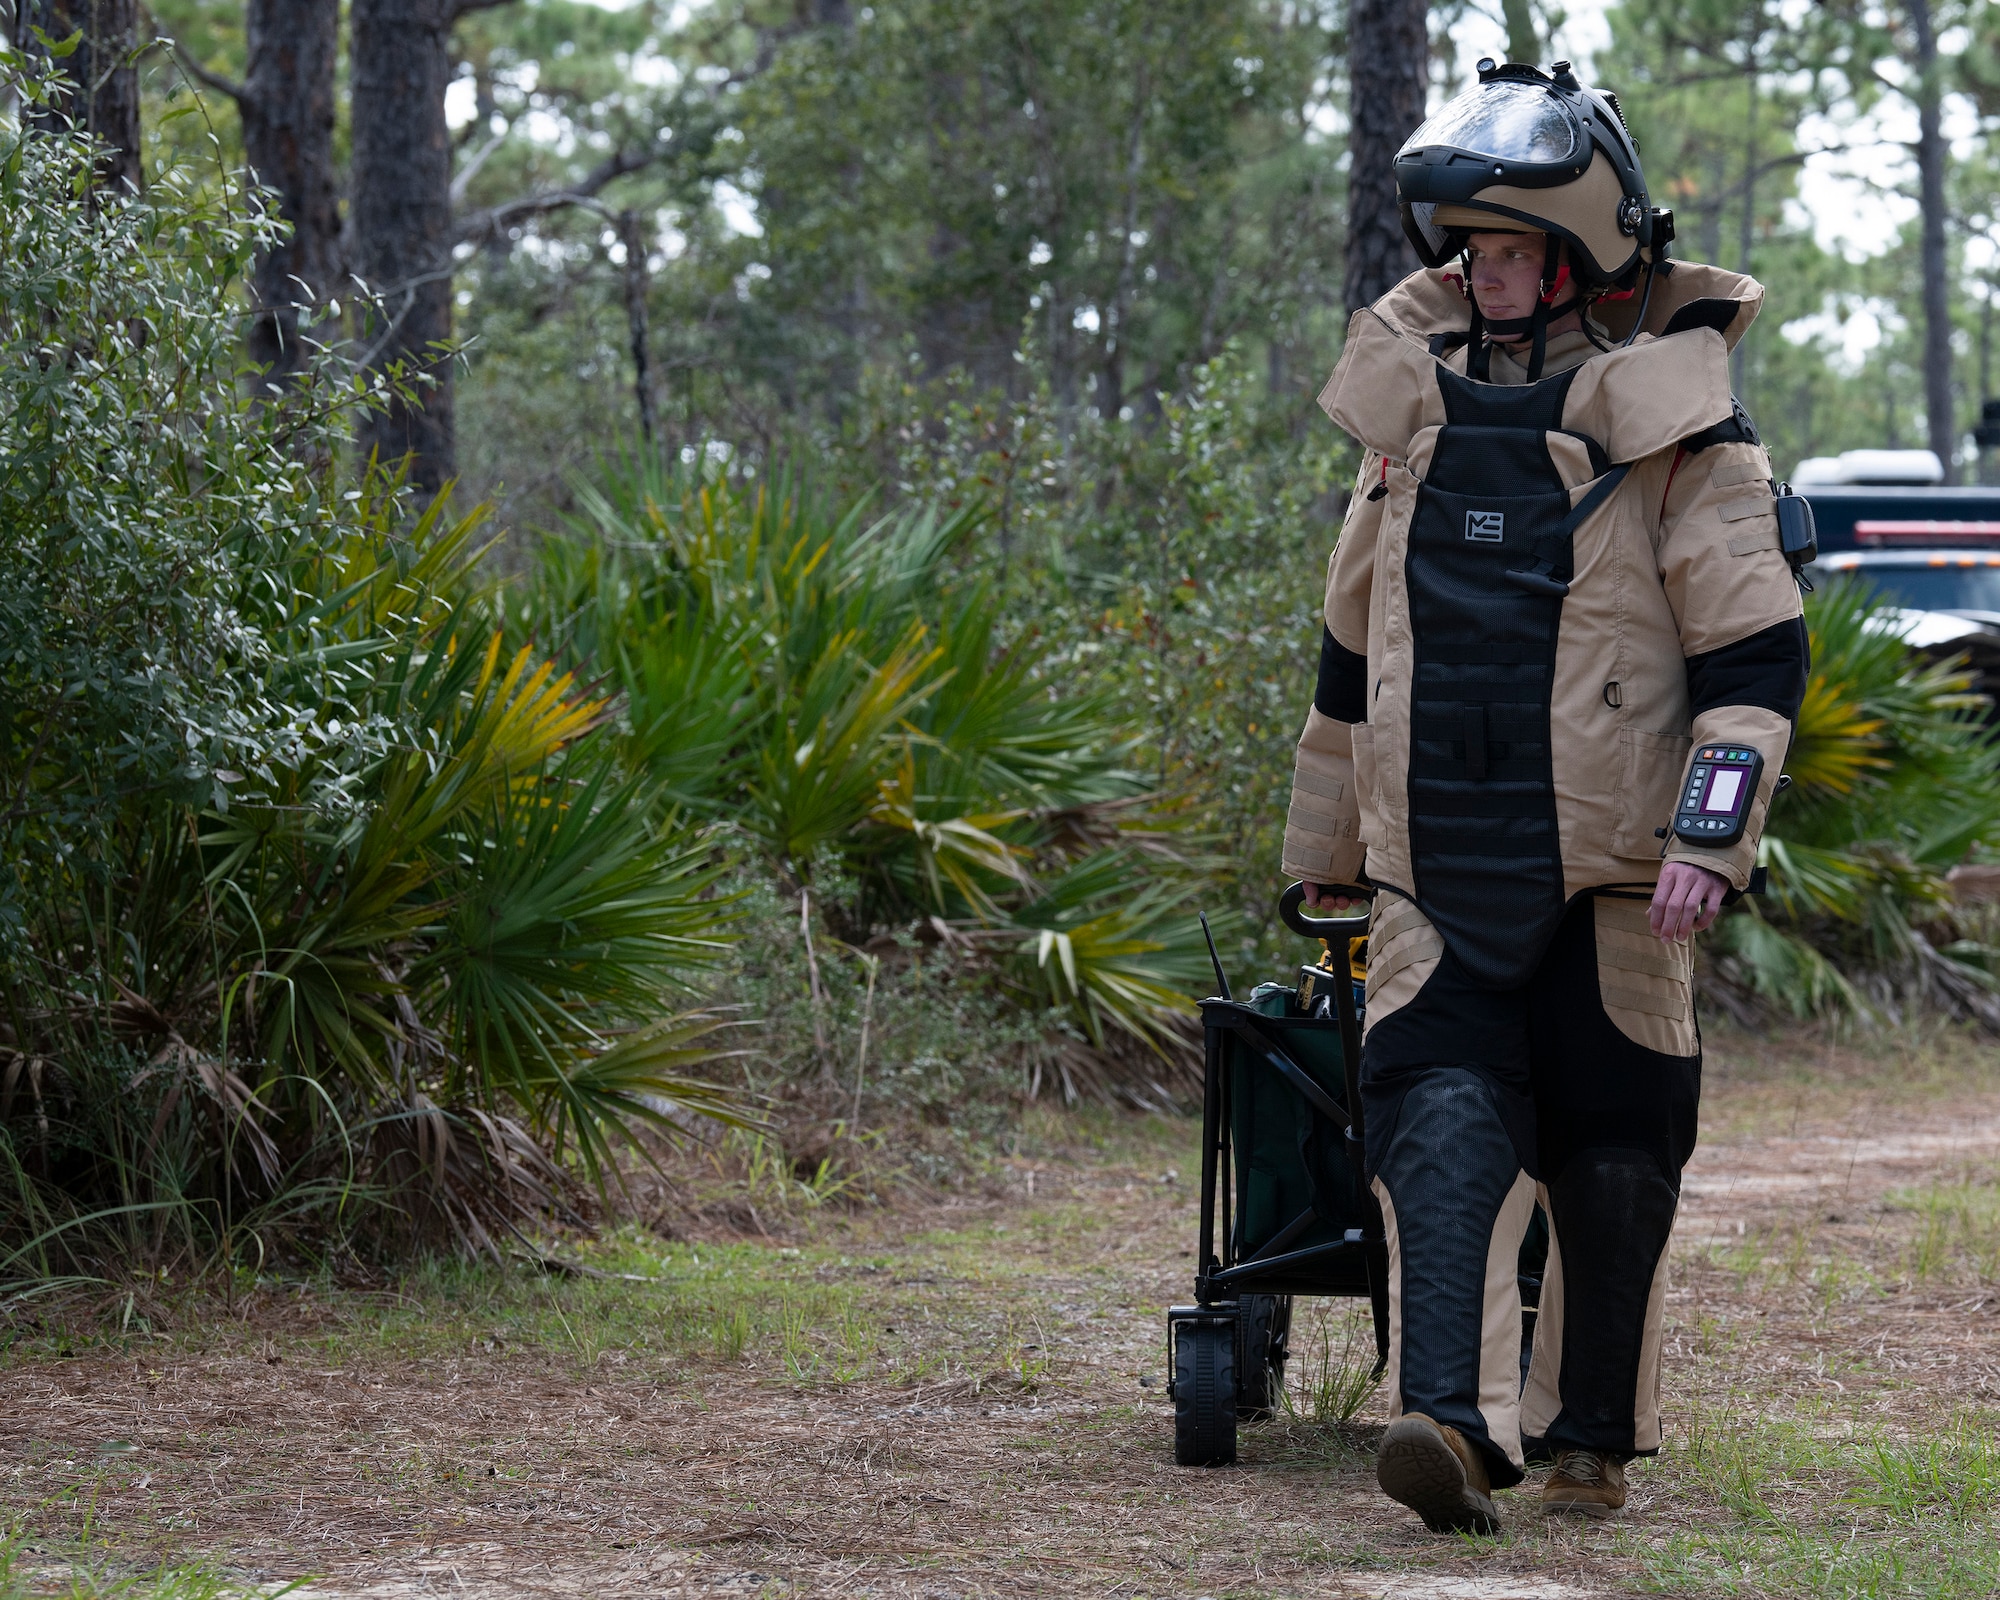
(1672, 745, 1765, 847)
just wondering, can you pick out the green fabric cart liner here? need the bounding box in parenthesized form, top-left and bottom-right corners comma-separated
(1228, 983, 1372, 1274)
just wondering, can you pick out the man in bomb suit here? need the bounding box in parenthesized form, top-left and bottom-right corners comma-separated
(1282, 60, 1809, 1529)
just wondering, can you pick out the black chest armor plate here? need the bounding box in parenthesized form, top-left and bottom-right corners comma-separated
(1403, 366, 1629, 989)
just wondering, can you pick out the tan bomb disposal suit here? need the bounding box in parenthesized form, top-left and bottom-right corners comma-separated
(1282, 263, 1806, 1484)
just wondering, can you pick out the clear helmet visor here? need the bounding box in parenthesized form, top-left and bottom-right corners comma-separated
(1399, 80, 1582, 165)
(1406, 202, 1449, 257)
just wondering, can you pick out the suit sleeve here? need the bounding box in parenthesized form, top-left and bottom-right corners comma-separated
(1281, 452, 1383, 888)
(1653, 431, 1809, 890)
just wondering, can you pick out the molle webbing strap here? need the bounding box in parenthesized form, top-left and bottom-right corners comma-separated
(1463, 706, 1488, 781)
(1423, 642, 1551, 665)
(1416, 791, 1550, 817)
(1503, 463, 1632, 598)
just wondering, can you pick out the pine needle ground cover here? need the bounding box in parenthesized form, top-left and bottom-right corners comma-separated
(3, 1026, 1997, 1600)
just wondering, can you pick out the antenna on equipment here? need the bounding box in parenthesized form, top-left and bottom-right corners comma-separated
(1199, 912, 1231, 1001)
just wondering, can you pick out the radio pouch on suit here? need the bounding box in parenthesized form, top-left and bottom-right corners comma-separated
(1404, 366, 1624, 989)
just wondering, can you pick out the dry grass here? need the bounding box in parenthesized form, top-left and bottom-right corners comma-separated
(2, 1027, 1999, 1598)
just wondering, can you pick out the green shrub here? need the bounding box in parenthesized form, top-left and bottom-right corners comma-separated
(0, 92, 742, 1282)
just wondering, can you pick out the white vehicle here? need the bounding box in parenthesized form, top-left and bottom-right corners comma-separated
(1816, 549, 2000, 710)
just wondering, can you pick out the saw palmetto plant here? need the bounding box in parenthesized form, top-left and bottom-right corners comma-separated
(1707, 578, 2000, 1028)
(513, 459, 1219, 1074)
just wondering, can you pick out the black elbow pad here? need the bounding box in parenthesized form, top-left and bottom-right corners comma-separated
(1314, 626, 1368, 723)
(1684, 616, 1809, 722)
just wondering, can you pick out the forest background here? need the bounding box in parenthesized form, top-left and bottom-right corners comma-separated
(5, 0, 2000, 1273)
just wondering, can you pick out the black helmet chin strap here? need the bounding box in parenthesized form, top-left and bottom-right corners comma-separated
(1619, 257, 1660, 348)
(1522, 234, 1561, 381)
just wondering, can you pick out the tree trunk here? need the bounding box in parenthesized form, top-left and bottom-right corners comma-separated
(617, 208, 658, 448)
(1697, 149, 1725, 266)
(1100, 65, 1149, 421)
(20, 0, 141, 192)
(241, 0, 341, 391)
(1343, 0, 1427, 314)
(1732, 45, 1757, 401)
(1979, 284, 1998, 485)
(349, 0, 470, 495)
(1500, 0, 1538, 64)
(1910, 0, 1956, 481)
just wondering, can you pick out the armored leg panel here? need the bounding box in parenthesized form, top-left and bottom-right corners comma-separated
(1520, 894, 1703, 1461)
(1372, 1066, 1537, 1487)
(1520, 1152, 1678, 1458)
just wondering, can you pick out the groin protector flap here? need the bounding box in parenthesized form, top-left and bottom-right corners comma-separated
(1317, 309, 1448, 458)
(1560, 327, 1735, 463)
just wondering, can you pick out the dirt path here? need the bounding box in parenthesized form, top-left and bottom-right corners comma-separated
(5, 1034, 2000, 1598)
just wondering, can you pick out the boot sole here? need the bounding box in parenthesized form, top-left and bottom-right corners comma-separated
(1542, 1494, 1621, 1519)
(1377, 1417, 1500, 1535)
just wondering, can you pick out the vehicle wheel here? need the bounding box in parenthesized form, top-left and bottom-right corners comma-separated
(1237, 1293, 1292, 1419)
(1173, 1319, 1238, 1466)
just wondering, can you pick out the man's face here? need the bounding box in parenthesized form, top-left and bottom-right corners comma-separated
(1466, 230, 1550, 324)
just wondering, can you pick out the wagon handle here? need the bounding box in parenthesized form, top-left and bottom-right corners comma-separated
(1279, 880, 1372, 940)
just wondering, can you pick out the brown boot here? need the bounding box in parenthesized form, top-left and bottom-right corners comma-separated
(1376, 1412, 1501, 1534)
(1541, 1449, 1627, 1517)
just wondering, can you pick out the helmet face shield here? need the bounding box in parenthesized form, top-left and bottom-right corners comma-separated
(1393, 62, 1659, 286)
(1401, 80, 1583, 167)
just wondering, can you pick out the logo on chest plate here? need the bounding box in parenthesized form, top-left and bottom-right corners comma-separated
(1465, 510, 1505, 543)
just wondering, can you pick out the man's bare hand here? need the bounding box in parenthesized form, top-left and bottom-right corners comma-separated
(1302, 882, 1365, 913)
(1649, 861, 1732, 944)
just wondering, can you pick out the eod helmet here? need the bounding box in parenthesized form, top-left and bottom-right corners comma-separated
(1395, 59, 1672, 292)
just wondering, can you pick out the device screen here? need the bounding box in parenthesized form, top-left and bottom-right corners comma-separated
(1703, 768, 1745, 815)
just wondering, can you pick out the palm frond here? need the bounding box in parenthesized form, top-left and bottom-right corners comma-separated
(968, 850, 1222, 1054)
(1708, 907, 1875, 1022)
(429, 761, 735, 1103)
(1718, 579, 2000, 1032)
(554, 1011, 765, 1176)
(747, 623, 949, 870)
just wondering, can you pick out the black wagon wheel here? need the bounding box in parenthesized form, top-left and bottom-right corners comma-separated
(1173, 1318, 1238, 1466)
(1236, 1293, 1293, 1420)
